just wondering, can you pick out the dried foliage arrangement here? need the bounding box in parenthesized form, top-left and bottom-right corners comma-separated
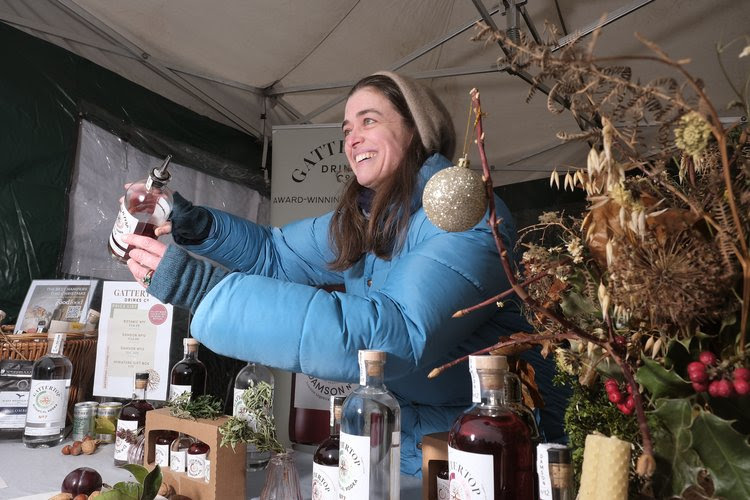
(434, 23, 750, 499)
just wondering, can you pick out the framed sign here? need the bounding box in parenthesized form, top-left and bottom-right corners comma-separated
(14, 279, 98, 334)
(93, 281, 172, 400)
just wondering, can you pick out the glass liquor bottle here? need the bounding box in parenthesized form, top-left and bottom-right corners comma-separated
(23, 333, 73, 448)
(339, 350, 401, 500)
(233, 361, 274, 471)
(154, 430, 178, 468)
(448, 355, 534, 500)
(289, 373, 355, 445)
(169, 337, 207, 401)
(114, 372, 154, 466)
(187, 440, 210, 479)
(109, 155, 173, 263)
(505, 371, 541, 445)
(435, 461, 449, 500)
(312, 396, 345, 500)
(170, 432, 195, 473)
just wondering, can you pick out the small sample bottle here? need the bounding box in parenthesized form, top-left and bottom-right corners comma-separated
(23, 333, 73, 448)
(114, 372, 154, 466)
(312, 396, 345, 500)
(448, 355, 534, 499)
(154, 430, 178, 468)
(204, 449, 211, 483)
(339, 350, 401, 500)
(435, 461, 449, 500)
(548, 446, 574, 500)
(233, 361, 274, 471)
(169, 337, 207, 401)
(109, 155, 173, 262)
(187, 440, 210, 480)
(170, 432, 195, 473)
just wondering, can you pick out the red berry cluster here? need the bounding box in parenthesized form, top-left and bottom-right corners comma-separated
(687, 351, 750, 397)
(605, 378, 635, 415)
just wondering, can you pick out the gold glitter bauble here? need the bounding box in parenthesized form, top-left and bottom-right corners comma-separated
(423, 166, 488, 232)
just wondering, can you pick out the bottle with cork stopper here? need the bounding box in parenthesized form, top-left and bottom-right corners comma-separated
(447, 354, 534, 499)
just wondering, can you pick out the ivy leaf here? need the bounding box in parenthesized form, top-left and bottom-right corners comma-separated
(650, 398, 702, 497)
(691, 411, 750, 500)
(635, 357, 691, 400)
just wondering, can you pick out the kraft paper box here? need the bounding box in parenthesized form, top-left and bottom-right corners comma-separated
(421, 431, 449, 500)
(144, 408, 246, 500)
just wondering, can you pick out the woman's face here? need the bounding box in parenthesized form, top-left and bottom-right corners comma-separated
(343, 87, 413, 190)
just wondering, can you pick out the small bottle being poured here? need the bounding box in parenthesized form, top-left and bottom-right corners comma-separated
(109, 155, 173, 263)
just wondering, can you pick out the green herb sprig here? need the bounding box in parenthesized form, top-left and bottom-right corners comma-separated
(218, 381, 284, 454)
(166, 393, 223, 420)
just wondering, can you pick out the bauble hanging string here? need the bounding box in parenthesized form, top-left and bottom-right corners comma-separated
(423, 90, 488, 232)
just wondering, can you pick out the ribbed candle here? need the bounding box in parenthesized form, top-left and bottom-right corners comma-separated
(578, 433, 630, 500)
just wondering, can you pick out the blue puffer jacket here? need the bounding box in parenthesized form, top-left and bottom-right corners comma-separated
(180, 154, 562, 475)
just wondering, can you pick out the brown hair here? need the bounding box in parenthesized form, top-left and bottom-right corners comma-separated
(329, 75, 429, 271)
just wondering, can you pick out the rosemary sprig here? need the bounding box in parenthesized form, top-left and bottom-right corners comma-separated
(218, 381, 284, 454)
(166, 393, 223, 420)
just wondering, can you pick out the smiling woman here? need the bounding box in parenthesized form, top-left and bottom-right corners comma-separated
(120, 71, 565, 477)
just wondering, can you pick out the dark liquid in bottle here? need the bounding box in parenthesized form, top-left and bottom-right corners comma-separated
(171, 358, 207, 398)
(448, 411, 534, 500)
(313, 433, 340, 467)
(155, 430, 178, 446)
(119, 399, 154, 427)
(289, 406, 330, 445)
(188, 441, 210, 455)
(109, 221, 157, 262)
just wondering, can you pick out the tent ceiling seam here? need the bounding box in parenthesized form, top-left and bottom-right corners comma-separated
(56, 0, 263, 137)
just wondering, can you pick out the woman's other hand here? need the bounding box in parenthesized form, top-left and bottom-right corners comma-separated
(124, 234, 168, 287)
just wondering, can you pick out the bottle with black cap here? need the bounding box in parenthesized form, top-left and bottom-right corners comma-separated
(109, 155, 174, 262)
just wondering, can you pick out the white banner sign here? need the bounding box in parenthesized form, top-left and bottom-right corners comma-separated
(93, 281, 172, 400)
(270, 124, 350, 226)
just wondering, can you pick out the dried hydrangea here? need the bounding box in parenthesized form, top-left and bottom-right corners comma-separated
(674, 111, 712, 158)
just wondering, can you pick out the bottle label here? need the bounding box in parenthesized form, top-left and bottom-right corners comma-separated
(448, 445, 494, 499)
(155, 444, 170, 467)
(169, 384, 191, 401)
(390, 431, 401, 496)
(24, 379, 67, 436)
(469, 356, 481, 403)
(205, 458, 211, 483)
(293, 373, 355, 411)
(114, 419, 139, 461)
(338, 432, 370, 498)
(358, 352, 366, 386)
(312, 462, 339, 500)
(110, 202, 138, 257)
(50, 334, 64, 355)
(436, 476, 450, 500)
(170, 450, 186, 472)
(187, 452, 206, 479)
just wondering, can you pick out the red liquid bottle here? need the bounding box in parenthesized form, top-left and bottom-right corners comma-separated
(448, 355, 534, 500)
(312, 395, 345, 500)
(187, 440, 210, 480)
(289, 373, 355, 445)
(114, 372, 154, 466)
(169, 337, 207, 401)
(154, 430, 178, 468)
(109, 155, 173, 263)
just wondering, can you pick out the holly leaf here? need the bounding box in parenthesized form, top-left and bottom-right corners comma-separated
(691, 411, 750, 499)
(650, 398, 702, 497)
(635, 358, 692, 400)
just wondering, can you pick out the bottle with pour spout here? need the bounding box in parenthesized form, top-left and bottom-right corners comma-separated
(109, 155, 173, 262)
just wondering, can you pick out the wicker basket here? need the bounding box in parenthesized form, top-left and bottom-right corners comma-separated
(0, 329, 98, 422)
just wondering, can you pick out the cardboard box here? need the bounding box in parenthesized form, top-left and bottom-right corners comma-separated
(421, 431, 449, 500)
(144, 408, 246, 500)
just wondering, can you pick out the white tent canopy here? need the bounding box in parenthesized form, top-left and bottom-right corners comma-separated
(2, 0, 748, 185)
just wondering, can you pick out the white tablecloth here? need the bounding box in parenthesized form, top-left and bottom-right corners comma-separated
(0, 438, 422, 499)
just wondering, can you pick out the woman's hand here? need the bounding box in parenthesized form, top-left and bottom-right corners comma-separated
(124, 234, 168, 287)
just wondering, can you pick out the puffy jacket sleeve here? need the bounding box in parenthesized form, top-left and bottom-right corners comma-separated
(189, 210, 513, 385)
(181, 209, 343, 286)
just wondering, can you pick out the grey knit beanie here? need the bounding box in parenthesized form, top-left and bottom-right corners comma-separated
(374, 71, 456, 161)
